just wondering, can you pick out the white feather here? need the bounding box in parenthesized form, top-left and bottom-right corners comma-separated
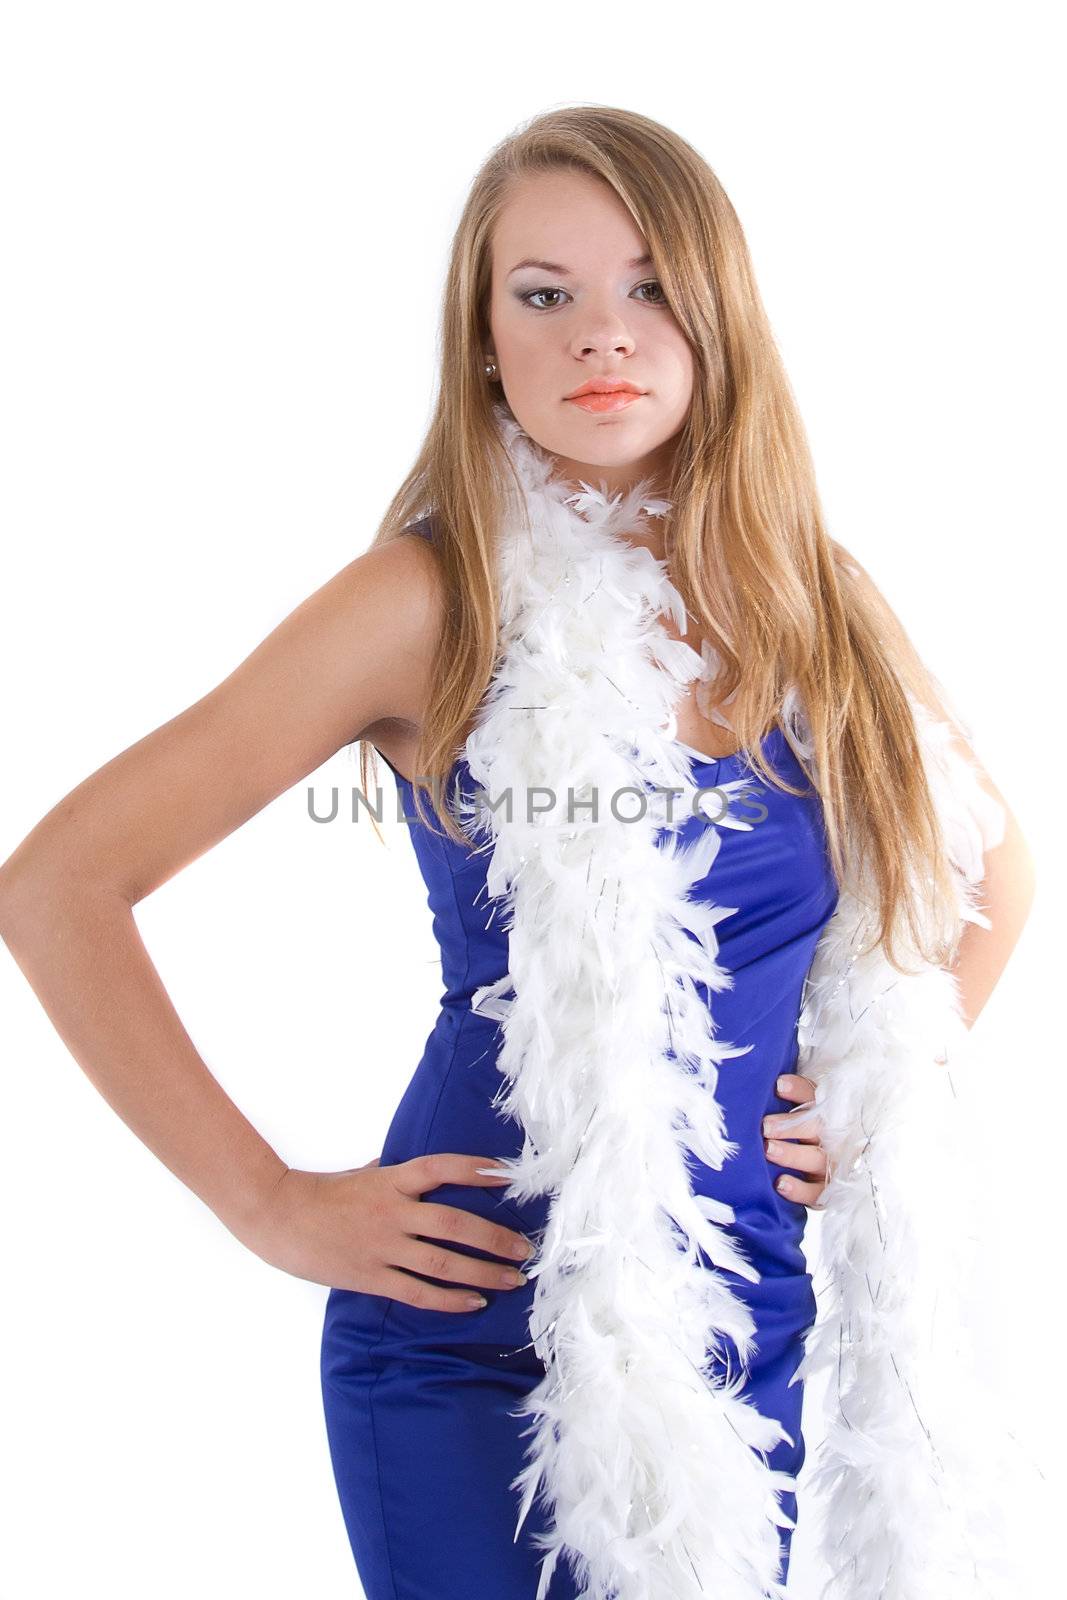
(454, 402, 1040, 1598)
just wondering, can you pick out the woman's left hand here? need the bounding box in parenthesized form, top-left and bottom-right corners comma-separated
(762, 1074, 829, 1208)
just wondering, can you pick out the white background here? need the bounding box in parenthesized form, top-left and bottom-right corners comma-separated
(0, 2, 1062, 1595)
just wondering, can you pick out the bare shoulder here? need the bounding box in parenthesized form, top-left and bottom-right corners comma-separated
(0, 528, 448, 908)
(214, 525, 447, 747)
(330, 529, 447, 731)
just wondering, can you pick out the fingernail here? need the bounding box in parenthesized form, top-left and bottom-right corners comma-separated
(776, 1077, 789, 1094)
(466, 1295, 488, 1308)
(777, 1176, 793, 1194)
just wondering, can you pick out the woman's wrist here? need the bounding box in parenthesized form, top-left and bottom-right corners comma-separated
(208, 1139, 291, 1242)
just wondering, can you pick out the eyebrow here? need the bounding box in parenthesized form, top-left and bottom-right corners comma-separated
(506, 252, 653, 277)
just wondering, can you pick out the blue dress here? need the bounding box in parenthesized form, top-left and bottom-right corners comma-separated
(319, 710, 840, 1597)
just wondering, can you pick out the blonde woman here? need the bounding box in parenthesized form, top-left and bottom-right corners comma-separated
(0, 106, 1032, 1600)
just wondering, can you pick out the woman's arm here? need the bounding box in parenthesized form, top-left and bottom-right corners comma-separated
(834, 540, 1037, 1029)
(0, 533, 444, 1244)
(942, 739, 1036, 1029)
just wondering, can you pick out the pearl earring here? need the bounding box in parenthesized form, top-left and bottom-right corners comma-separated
(484, 359, 498, 379)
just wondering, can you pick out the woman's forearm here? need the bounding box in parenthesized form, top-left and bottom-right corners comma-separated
(0, 871, 288, 1240)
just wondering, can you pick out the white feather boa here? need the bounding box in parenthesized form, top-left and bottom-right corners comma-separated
(453, 403, 1036, 1599)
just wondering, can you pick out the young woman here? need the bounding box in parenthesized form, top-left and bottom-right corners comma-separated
(0, 106, 1033, 1600)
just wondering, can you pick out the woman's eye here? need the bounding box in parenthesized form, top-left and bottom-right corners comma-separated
(517, 280, 668, 312)
(519, 287, 568, 310)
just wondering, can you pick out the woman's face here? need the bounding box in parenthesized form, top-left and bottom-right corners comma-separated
(487, 169, 695, 497)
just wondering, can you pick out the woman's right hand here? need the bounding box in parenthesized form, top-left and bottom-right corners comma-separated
(239, 1152, 536, 1312)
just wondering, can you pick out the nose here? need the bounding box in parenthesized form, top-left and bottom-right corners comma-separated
(575, 337, 633, 363)
(571, 315, 636, 362)
(576, 335, 635, 360)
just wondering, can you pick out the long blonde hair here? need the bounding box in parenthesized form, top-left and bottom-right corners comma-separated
(358, 104, 963, 973)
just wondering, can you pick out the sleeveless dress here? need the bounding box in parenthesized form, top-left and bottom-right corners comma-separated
(319, 684, 840, 1596)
